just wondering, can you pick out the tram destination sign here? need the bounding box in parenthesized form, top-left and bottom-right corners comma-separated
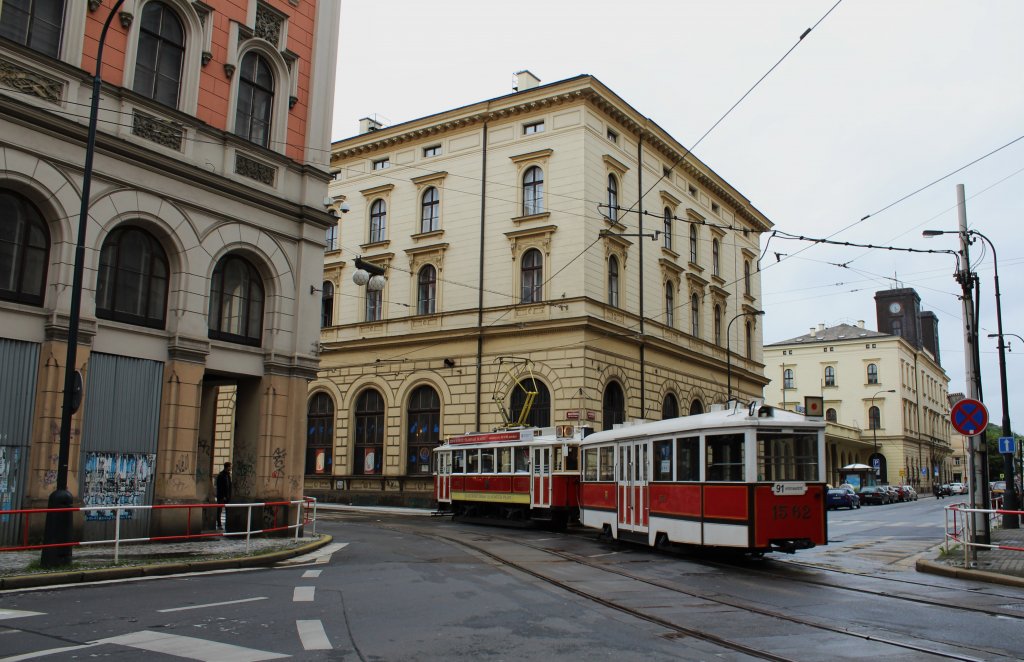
(950, 398, 988, 436)
(449, 429, 535, 445)
(772, 482, 808, 496)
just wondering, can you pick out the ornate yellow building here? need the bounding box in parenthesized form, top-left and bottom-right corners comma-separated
(312, 74, 772, 506)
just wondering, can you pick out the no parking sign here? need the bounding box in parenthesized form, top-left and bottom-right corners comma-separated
(950, 398, 988, 436)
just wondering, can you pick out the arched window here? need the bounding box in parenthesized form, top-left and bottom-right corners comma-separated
(689, 225, 698, 264)
(369, 199, 387, 243)
(417, 265, 436, 315)
(320, 281, 334, 327)
(744, 260, 752, 295)
(745, 321, 752, 359)
(523, 166, 544, 216)
(603, 381, 625, 430)
(208, 254, 264, 345)
(607, 255, 619, 307)
(133, 1, 184, 108)
(714, 304, 722, 345)
(354, 389, 385, 475)
(665, 282, 674, 327)
(96, 226, 169, 328)
(511, 379, 551, 429)
(783, 368, 794, 389)
(690, 293, 699, 337)
(662, 393, 679, 420)
(867, 363, 879, 385)
(234, 51, 274, 147)
(826, 408, 837, 422)
(663, 207, 672, 250)
(712, 238, 720, 276)
(868, 405, 880, 430)
(607, 174, 618, 222)
(420, 186, 439, 233)
(689, 399, 704, 415)
(520, 248, 542, 303)
(0, 190, 49, 306)
(0, 0, 64, 57)
(407, 385, 440, 475)
(306, 392, 333, 475)
(824, 366, 836, 387)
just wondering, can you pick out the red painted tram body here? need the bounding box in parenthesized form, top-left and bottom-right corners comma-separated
(579, 404, 827, 554)
(434, 425, 589, 528)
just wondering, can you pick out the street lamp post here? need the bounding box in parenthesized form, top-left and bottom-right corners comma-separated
(726, 310, 764, 402)
(40, 0, 126, 568)
(870, 389, 896, 480)
(989, 331, 1024, 518)
(926, 228, 1016, 528)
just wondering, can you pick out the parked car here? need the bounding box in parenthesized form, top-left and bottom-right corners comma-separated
(884, 485, 901, 502)
(827, 488, 861, 510)
(898, 485, 918, 501)
(858, 485, 891, 505)
(948, 482, 966, 495)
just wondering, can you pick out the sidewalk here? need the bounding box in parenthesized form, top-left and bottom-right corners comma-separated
(916, 525, 1024, 588)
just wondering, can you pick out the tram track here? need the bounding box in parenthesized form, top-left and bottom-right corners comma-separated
(334, 513, 1012, 661)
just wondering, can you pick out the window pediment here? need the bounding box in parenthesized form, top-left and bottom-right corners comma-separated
(360, 183, 394, 198)
(510, 148, 553, 164)
(411, 171, 448, 186)
(685, 208, 706, 224)
(603, 154, 629, 176)
(505, 225, 556, 257)
(405, 243, 448, 273)
(660, 190, 682, 208)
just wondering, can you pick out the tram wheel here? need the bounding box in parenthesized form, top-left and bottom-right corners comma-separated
(655, 532, 671, 551)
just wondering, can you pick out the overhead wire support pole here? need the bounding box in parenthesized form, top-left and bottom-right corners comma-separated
(41, 0, 127, 568)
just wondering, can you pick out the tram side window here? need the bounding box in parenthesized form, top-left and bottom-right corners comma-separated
(481, 449, 495, 473)
(499, 447, 512, 473)
(453, 449, 465, 473)
(676, 436, 700, 481)
(706, 433, 745, 481)
(467, 449, 480, 473)
(515, 447, 530, 472)
(598, 446, 615, 481)
(565, 446, 579, 470)
(553, 446, 564, 472)
(583, 448, 598, 481)
(757, 432, 819, 481)
(654, 440, 673, 481)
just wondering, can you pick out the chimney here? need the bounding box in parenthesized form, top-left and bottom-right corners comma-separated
(817, 323, 825, 332)
(809, 327, 816, 337)
(857, 320, 865, 328)
(513, 70, 541, 92)
(359, 116, 383, 134)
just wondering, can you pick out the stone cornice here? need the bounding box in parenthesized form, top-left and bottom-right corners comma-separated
(509, 148, 553, 164)
(410, 171, 448, 186)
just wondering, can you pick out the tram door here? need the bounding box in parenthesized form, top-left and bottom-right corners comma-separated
(617, 440, 649, 533)
(435, 451, 451, 503)
(531, 446, 551, 508)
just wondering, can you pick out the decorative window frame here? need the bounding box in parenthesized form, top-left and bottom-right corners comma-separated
(121, 0, 205, 114)
(360, 183, 394, 248)
(505, 225, 556, 304)
(405, 243, 448, 313)
(709, 225, 726, 283)
(659, 190, 681, 259)
(603, 154, 629, 228)
(510, 149, 552, 221)
(411, 171, 447, 236)
(225, 15, 294, 155)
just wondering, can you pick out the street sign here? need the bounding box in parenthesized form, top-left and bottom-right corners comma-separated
(998, 436, 1016, 454)
(950, 398, 988, 435)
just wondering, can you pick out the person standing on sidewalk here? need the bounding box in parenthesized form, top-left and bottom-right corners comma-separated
(215, 462, 232, 529)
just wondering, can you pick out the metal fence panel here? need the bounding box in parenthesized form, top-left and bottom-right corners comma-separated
(0, 339, 39, 545)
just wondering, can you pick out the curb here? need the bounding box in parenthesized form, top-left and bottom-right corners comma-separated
(0, 534, 334, 591)
(915, 557, 1024, 589)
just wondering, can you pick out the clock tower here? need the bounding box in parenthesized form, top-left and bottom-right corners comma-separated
(873, 288, 940, 365)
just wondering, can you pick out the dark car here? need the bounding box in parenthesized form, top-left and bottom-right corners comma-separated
(827, 488, 861, 510)
(858, 485, 890, 505)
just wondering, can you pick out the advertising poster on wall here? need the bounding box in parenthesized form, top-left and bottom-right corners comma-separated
(82, 452, 156, 521)
(0, 446, 20, 523)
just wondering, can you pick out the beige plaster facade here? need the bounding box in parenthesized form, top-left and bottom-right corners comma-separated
(765, 321, 955, 490)
(314, 75, 772, 506)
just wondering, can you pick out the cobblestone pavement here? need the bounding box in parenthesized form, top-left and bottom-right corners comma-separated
(917, 526, 1024, 587)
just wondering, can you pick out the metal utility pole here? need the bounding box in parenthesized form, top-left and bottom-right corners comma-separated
(955, 184, 989, 553)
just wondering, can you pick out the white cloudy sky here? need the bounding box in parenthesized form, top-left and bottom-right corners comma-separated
(333, 0, 1024, 432)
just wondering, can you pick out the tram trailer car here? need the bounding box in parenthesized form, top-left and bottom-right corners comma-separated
(579, 403, 827, 555)
(434, 425, 589, 528)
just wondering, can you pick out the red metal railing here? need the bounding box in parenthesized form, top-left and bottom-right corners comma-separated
(0, 497, 318, 562)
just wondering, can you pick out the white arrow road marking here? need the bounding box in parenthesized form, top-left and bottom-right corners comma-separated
(293, 586, 315, 602)
(0, 630, 288, 662)
(158, 597, 268, 613)
(296, 620, 331, 650)
(277, 542, 348, 567)
(0, 610, 43, 621)
(301, 569, 322, 578)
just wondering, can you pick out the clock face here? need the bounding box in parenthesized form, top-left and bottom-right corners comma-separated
(889, 302, 902, 314)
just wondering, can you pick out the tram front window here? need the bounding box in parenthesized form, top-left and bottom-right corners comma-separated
(757, 432, 819, 481)
(676, 436, 699, 481)
(583, 448, 598, 480)
(706, 433, 744, 481)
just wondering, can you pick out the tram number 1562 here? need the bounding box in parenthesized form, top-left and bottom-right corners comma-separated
(771, 505, 812, 520)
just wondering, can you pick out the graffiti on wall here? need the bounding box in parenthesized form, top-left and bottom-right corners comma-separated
(82, 452, 155, 521)
(0, 446, 21, 523)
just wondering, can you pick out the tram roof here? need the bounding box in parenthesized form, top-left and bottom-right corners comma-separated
(580, 405, 822, 446)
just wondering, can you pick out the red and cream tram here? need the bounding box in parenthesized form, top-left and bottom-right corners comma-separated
(579, 403, 827, 554)
(434, 425, 589, 528)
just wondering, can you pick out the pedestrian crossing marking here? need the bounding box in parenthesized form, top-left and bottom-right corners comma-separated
(97, 630, 289, 661)
(293, 586, 315, 602)
(296, 620, 331, 650)
(0, 610, 43, 621)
